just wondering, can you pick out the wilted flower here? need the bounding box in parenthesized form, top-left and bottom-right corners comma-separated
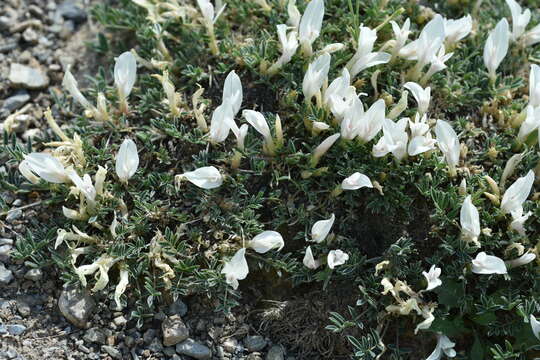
(404, 82, 430, 116)
(22, 152, 70, 184)
(67, 168, 97, 206)
(318, 42, 345, 55)
(529, 64, 540, 107)
(471, 252, 507, 274)
(75, 254, 118, 292)
(177, 166, 223, 189)
(303, 53, 331, 105)
(505, 0, 531, 41)
(434, 120, 460, 177)
(509, 207, 532, 236)
(155, 70, 180, 117)
(372, 118, 409, 162)
(115, 138, 139, 183)
(483, 18, 509, 82)
(18, 160, 39, 184)
(287, 0, 301, 29)
(311, 213, 335, 243)
(311, 133, 340, 166)
(522, 23, 540, 47)
(500, 153, 524, 190)
(114, 51, 137, 113)
(237, 124, 249, 150)
(267, 24, 299, 75)
(341, 172, 373, 190)
(444, 15, 473, 45)
(114, 265, 129, 309)
(327, 249, 349, 269)
(222, 71, 243, 116)
(500, 170, 534, 214)
(303, 246, 320, 269)
(242, 110, 276, 155)
(422, 265, 442, 291)
(298, 0, 324, 56)
(221, 248, 249, 290)
(460, 195, 481, 246)
(346, 26, 391, 78)
(247, 231, 284, 253)
(505, 252, 536, 268)
(517, 105, 540, 142)
(62, 68, 99, 119)
(426, 333, 456, 360)
(530, 315, 540, 340)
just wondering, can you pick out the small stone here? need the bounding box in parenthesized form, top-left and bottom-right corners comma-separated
(102, 345, 122, 359)
(22, 128, 44, 141)
(143, 328, 157, 344)
(2, 90, 30, 112)
(83, 327, 106, 344)
(162, 315, 189, 346)
(163, 347, 176, 356)
(167, 299, 188, 317)
(0, 263, 14, 284)
(16, 300, 31, 316)
(5, 209, 22, 223)
(175, 338, 212, 360)
(247, 354, 263, 360)
(245, 336, 267, 352)
(0, 245, 12, 259)
(57, 1, 87, 24)
(24, 268, 43, 281)
(148, 337, 163, 353)
(0, 239, 13, 246)
(222, 338, 237, 353)
(9, 63, 50, 90)
(113, 316, 127, 326)
(266, 345, 284, 360)
(58, 286, 95, 328)
(22, 28, 39, 44)
(6, 324, 26, 336)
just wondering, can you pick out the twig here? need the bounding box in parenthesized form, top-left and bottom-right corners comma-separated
(0, 201, 42, 217)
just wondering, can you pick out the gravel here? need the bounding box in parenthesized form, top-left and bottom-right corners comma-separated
(162, 315, 190, 346)
(58, 286, 95, 328)
(175, 338, 212, 359)
(245, 335, 268, 352)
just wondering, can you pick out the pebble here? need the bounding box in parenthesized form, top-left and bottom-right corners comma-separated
(0, 239, 13, 246)
(162, 315, 189, 346)
(83, 327, 106, 344)
(58, 286, 95, 328)
(56, 1, 87, 24)
(16, 300, 31, 317)
(101, 345, 122, 359)
(0, 245, 12, 259)
(0, 263, 14, 284)
(245, 336, 267, 352)
(113, 315, 127, 326)
(175, 338, 212, 360)
(148, 337, 164, 353)
(222, 338, 237, 353)
(167, 299, 188, 317)
(266, 345, 284, 360)
(5, 209, 22, 223)
(8, 63, 50, 90)
(2, 90, 30, 112)
(24, 268, 43, 281)
(6, 324, 27, 336)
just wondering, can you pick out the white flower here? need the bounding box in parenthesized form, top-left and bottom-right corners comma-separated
(529, 64, 540, 107)
(404, 82, 431, 116)
(221, 248, 249, 290)
(505, 252, 536, 268)
(242, 110, 275, 154)
(268, 24, 299, 74)
(500, 170, 534, 214)
(408, 113, 430, 138)
(460, 195, 481, 246)
(422, 45, 454, 84)
(423, 265, 442, 291)
(530, 315, 540, 340)
(444, 15, 473, 45)
(287, 0, 301, 29)
(208, 101, 239, 143)
(237, 124, 249, 150)
(390, 18, 411, 55)
(303, 246, 320, 269)
(471, 252, 507, 274)
(247, 231, 284, 253)
(114, 51, 137, 111)
(324, 68, 355, 121)
(298, 0, 324, 56)
(408, 133, 437, 156)
(196, 0, 225, 24)
(311, 213, 335, 243)
(303, 53, 331, 103)
(222, 71, 243, 116)
(115, 138, 139, 183)
(434, 120, 460, 175)
(372, 118, 408, 162)
(327, 249, 349, 269)
(67, 169, 97, 203)
(523, 23, 540, 47)
(399, 14, 445, 68)
(517, 105, 540, 142)
(62, 68, 95, 113)
(355, 99, 386, 143)
(509, 207, 532, 236)
(23, 153, 69, 184)
(311, 133, 340, 166)
(483, 18, 510, 81)
(18, 160, 39, 184)
(347, 26, 391, 78)
(179, 166, 223, 189)
(340, 97, 364, 140)
(426, 333, 456, 360)
(505, 0, 531, 41)
(341, 172, 373, 190)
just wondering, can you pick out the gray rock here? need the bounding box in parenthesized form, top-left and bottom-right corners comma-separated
(2, 90, 30, 112)
(58, 286, 95, 328)
(22, 128, 44, 141)
(0, 263, 14, 284)
(83, 327, 106, 344)
(0, 245, 12, 259)
(9, 63, 49, 90)
(143, 328, 157, 344)
(162, 315, 189, 346)
(163, 347, 176, 356)
(57, 1, 87, 24)
(245, 336, 267, 352)
(24, 268, 43, 281)
(6, 324, 26, 336)
(175, 338, 212, 360)
(5, 209, 22, 223)
(101, 345, 121, 359)
(148, 337, 163, 353)
(0, 239, 13, 246)
(16, 300, 31, 317)
(266, 345, 284, 360)
(222, 338, 237, 353)
(167, 299, 188, 317)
